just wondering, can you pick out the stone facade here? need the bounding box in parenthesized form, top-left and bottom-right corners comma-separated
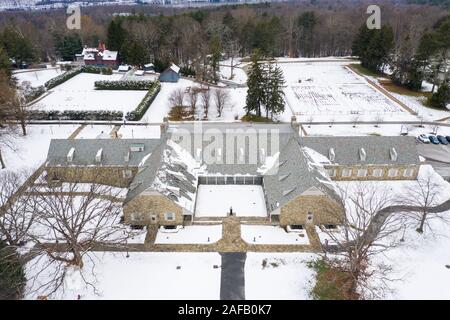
(45, 166, 138, 188)
(279, 194, 344, 227)
(123, 190, 186, 226)
(326, 164, 419, 181)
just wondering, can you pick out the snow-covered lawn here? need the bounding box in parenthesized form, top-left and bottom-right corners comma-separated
(336, 165, 450, 299)
(195, 185, 267, 217)
(116, 124, 161, 139)
(245, 253, 317, 299)
(219, 58, 248, 85)
(241, 225, 310, 245)
(155, 225, 222, 244)
(13, 68, 63, 88)
(25, 252, 222, 300)
(34, 73, 147, 113)
(282, 61, 405, 118)
(0, 124, 78, 174)
(304, 123, 450, 137)
(76, 124, 115, 139)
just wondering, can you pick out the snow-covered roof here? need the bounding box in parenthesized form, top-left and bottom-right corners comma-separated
(99, 50, 118, 61)
(80, 48, 118, 62)
(169, 63, 180, 74)
(118, 65, 130, 72)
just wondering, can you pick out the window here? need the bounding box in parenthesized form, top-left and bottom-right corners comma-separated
(122, 169, 133, 178)
(388, 168, 398, 178)
(372, 168, 383, 177)
(150, 214, 157, 223)
(327, 168, 337, 177)
(357, 168, 368, 177)
(290, 225, 304, 230)
(341, 168, 352, 177)
(130, 144, 145, 152)
(307, 212, 314, 223)
(324, 224, 337, 229)
(403, 168, 414, 177)
(164, 212, 175, 221)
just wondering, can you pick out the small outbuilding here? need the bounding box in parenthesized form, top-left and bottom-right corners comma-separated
(159, 63, 180, 83)
(143, 63, 154, 72)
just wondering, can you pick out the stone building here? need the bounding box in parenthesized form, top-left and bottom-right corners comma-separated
(44, 122, 421, 230)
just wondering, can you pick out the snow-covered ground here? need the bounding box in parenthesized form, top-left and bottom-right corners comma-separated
(13, 68, 63, 88)
(154, 225, 222, 244)
(76, 124, 115, 139)
(195, 185, 267, 217)
(0, 124, 78, 175)
(304, 123, 450, 137)
(35, 73, 146, 113)
(245, 253, 317, 299)
(25, 252, 222, 300)
(116, 125, 161, 139)
(336, 165, 450, 299)
(282, 62, 405, 118)
(219, 58, 248, 85)
(241, 225, 310, 245)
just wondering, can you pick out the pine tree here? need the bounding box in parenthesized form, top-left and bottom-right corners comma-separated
(106, 19, 126, 52)
(429, 80, 450, 109)
(245, 49, 265, 117)
(265, 62, 285, 118)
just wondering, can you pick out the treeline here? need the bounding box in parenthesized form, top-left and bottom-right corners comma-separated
(352, 15, 450, 108)
(0, 2, 446, 66)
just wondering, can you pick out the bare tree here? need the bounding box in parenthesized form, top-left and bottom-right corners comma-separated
(213, 89, 230, 118)
(321, 183, 405, 299)
(0, 170, 37, 247)
(168, 88, 185, 108)
(188, 89, 199, 118)
(200, 88, 211, 119)
(399, 171, 445, 234)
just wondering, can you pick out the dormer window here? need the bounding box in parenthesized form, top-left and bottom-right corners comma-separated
(95, 148, 103, 163)
(328, 148, 335, 161)
(390, 148, 398, 161)
(124, 151, 130, 163)
(359, 148, 366, 161)
(283, 187, 296, 197)
(67, 147, 75, 163)
(130, 144, 144, 152)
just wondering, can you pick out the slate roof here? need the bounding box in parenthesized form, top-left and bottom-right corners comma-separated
(46, 139, 161, 167)
(301, 136, 420, 166)
(45, 124, 421, 215)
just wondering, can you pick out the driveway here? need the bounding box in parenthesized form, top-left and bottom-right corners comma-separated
(220, 252, 246, 300)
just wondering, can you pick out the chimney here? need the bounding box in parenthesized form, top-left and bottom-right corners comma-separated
(160, 117, 169, 136)
(291, 116, 300, 137)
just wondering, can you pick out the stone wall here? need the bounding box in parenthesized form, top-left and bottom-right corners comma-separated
(326, 164, 419, 181)
(279, 194, 344, 226)
(45, 166, 137, 188)
(123, 191, 184, 226)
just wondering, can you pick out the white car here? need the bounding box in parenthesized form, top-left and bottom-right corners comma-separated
(417, 134, 430, 143)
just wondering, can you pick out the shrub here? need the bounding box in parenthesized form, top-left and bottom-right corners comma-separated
(429, 81, 450, 109)
(0, 241, 26, 300)
(29, 110, 123, 121)
(94, 80, 154, 90)
(125, 81, 161, 121)
(180, 66, 196, 77)
(24, 85, 45, 103)
(44, 66, 82, 89)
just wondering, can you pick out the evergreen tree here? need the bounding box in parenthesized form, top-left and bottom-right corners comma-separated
(106, 19, 127, 52)
(0, 27, 35, 66)
(0, 46, 11, 77)
(53, 32, 83, 61)
(0, 241, 25, 300)
(429, 80, 450, 108)
(245, 49, 265, 117)
(297, 11, 318, 57)
(264, 62, 285, 118)
(352, 24, 394, 73)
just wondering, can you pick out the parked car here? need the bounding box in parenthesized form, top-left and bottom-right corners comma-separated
(417, 134, 430, 143)
(437, 135, 449, 145)
(429, 135, 440, 145)
(446, 136, 450, 143)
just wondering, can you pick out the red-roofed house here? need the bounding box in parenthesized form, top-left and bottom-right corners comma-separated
(75, 41, 119, 67)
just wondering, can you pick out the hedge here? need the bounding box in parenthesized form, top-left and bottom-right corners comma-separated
(44, 65, 113, 89)
(29, 110, 123, 121)
(94, 80, 154, 90)
(125, 81, 161, 121)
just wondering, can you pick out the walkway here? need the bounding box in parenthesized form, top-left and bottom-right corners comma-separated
(220, 252, 246, 300)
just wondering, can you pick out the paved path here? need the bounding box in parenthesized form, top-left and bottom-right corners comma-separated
(220, 252, 246, 300)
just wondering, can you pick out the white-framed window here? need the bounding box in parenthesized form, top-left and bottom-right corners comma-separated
(357, 168, 368, 177)
(403, 168, 414, 177)
(388, 168, 398, 178)
(131, 212, 143, 221)
(372, 168, 383, 177)
(122, 169, 133, 178)
(164, 212, 175, 221)
(341, 168, 352, 177)
(327, 168, 337, 177)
